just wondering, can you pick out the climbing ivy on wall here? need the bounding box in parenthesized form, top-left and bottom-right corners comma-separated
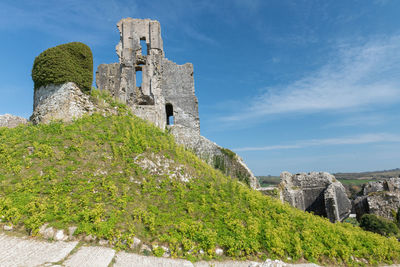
(31, 42, 93, 93)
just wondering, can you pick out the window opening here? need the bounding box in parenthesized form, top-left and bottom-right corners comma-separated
(136, 69, 142, 88)
(140, 39, 148, 55)
(166, 103, 174, 125)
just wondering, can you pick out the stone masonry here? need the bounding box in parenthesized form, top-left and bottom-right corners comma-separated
(96, 18, 259, 188)
(96, 18, 199, 132)
(353, 178, 400, 220)
(279, 172, 351, 222)
(0, 114, 28, 128)
(30, 82, 95, 125)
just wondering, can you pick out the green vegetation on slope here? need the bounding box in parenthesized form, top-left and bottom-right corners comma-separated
(0, 93, 400, 265)
(31, 42, 93, 93)
(360, 214, 399, 237)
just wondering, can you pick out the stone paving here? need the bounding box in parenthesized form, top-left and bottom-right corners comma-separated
(0, 234, 77, 267)
(1, 233, 395, 267)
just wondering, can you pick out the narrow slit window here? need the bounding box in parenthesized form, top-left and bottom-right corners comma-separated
(166, 104, 174, 125)
(140, 39, 148, 55)
(136, 69, 142, 88)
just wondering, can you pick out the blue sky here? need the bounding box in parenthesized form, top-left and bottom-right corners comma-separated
(1, 0, 400, 175)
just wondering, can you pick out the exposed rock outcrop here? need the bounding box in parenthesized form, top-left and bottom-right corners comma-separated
(170, 125, 259, 189)
(30, 82, 95, 124)
(96, 18, 259, 188)
(354, 178, 400, 220)
(279, 172, 351, 222)
(0, 114, 28, 128)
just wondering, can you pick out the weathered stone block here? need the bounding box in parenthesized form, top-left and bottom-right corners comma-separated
(279, 172, 351, 222)
(354, 178, 400, 220)
(30, 82, 95, 124)
(0, 114, 27, 128)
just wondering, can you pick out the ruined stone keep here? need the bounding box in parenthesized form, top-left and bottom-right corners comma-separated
(95, 18, 260, 189)
(96, 18, 200, 133)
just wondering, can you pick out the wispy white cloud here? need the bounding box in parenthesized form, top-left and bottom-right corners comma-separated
(0, 0, 218, 46)
(324, 114, 394, 128)
(234, 133, 400, 152)
(0, 0, 132, 44)
(222, 35, 400, 122)
(181, 24, 219, 46)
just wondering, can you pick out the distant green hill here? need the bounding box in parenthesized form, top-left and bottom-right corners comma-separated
(257, 175, 280, 187)
(334, 169, 400, 180)
(1, 91, 400, 265)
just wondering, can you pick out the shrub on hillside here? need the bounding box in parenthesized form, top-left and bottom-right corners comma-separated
(31, 42, 93, 93)
(359, 214, 399, 236)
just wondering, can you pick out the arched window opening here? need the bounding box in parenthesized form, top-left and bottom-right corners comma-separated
(140, 38, 148, 56)
(166, 103, 174, 125)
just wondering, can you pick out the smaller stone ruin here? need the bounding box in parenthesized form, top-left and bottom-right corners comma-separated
(30, 82, 95, 124)
(353, 178, 400, 220)
(279, 171, 351, 222)
(0, 114, 27, 128)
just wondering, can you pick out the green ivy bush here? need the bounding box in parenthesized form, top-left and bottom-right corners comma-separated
(360, 214, 399, 236)
(31, 42, 93, 93)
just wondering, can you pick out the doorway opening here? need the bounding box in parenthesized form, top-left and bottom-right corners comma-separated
(166, 103, 174, 125)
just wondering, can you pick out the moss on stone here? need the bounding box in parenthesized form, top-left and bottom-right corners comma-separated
(220, 147, 236, 160)
(32, 42, 93, 93)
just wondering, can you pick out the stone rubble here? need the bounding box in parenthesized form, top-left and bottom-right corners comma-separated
(354, 178, 400, 220)
(133, 153, 192, 183)
(3, 225, 13, 231)
(0, 114, 28, 128)
(279, 171, 352, 222)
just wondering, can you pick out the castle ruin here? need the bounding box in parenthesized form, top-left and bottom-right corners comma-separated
(96, 18, 259, 189)
(96, 18, 199, 133)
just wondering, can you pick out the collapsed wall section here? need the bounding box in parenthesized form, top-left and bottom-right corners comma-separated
(162, 59, 200, 133)
(279, 172, 351, 222)
(96, 18, 199, 132)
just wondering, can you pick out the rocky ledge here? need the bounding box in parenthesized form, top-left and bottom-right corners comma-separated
(278, 171, 351, 222)
(354, 178, 400, 220)
(30, 82, 95, 125)
(0, 114, 28, 128)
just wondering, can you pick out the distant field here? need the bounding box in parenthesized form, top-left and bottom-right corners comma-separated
(334, 168, 400, 180)
(257, 176, 376, 187)
(257, 168, 400, 188)
(337, 179, 375, 185)
(257, 176, 280, 187)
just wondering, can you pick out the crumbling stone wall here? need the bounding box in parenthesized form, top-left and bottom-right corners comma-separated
(279, 172, 351, 222)
(161, 59, 199, 133)
(96, 18, 259, 188)
(170, 125, 259, 189)
(0, 114, 28, 128)
(96, 18, 199, 131)
(30, 82, 95, 125)
(354, 178, 400, 220)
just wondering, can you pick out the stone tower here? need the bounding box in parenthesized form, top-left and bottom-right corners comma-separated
(96, 18, 200, 133)
(96, 18, 260, 189)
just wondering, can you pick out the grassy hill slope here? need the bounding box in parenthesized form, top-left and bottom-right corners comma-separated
(1, 92, 400, 266)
